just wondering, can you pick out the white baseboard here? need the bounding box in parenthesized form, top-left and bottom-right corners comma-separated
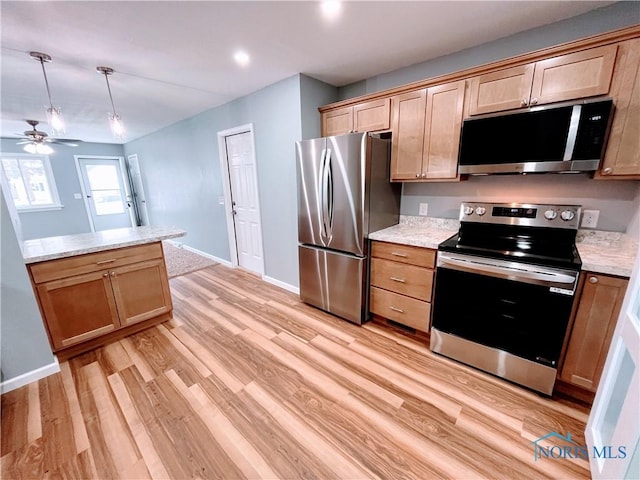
(165, 240, 233, 267)
(181, 244, 233, 267)
(263, 275, 300, 295)
(0, 357, 60, 394)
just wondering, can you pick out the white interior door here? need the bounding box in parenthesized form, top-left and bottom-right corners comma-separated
(126, 154, 150, 226)
(76, 156, 134, 232)
(586, 248, 640, 479)
(224, 131, 264, 275)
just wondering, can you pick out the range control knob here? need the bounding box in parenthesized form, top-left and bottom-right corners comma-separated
(476, 207, 486, 216)
(544, 209, 557, 220)
(561, 210, 576, 221)
(464, 206, 474, 216)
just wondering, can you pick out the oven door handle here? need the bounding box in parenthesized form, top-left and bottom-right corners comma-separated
(438, 255, 578, 289)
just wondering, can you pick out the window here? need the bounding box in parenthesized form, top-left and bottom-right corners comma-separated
(1, 154, 62, 211)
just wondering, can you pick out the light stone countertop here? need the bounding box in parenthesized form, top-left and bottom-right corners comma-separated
(576, 231, 638, 278)
(368, 216, 458, 249)
(22, 226, 186, 264)
(370, 216, 638, 278)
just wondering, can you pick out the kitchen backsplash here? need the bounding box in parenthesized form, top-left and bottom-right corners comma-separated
(400, 174, 640, 234)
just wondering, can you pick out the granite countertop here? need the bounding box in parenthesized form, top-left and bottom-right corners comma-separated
(370, 216, 638, 278)
(576, 230, 638, 278)
(22, 226, 186, 264)
(368, 216, 460, 249)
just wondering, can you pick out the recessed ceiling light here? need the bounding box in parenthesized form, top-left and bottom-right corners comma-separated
(321, 1, 342, 20)
(234, 50, 250, 67)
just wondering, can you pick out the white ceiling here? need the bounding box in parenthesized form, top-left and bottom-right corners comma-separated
(1, 1, 615, 145)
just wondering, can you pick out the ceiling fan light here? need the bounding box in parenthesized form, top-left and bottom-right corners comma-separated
(36, 143, 54, 155)
(109, 113, 127, 140)
(23, 143, 37, 154)
(46, 106, 66, 135)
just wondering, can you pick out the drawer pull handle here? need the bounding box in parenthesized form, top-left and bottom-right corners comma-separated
(390, 276, 406, 283)
(96, 259, 116, 265)
(389, 306, 404, 313)
(391, 252, 408, 258)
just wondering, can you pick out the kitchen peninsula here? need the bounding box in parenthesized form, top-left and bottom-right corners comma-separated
(22, 226, 186, 360)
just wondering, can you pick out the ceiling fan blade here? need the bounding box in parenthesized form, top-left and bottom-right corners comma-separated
(50, 139, 81, 147)
(15, 140, 31, 145)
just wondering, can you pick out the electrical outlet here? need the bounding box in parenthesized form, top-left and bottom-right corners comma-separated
(581, 210, 600, 229)
(419, 203, 429, 216)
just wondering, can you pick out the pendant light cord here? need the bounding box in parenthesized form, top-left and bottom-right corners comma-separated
(37, 57, 55, 109)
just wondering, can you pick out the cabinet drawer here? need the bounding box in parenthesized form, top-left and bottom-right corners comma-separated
(370, 287, 430, 332)
(370, 258, 433, 301)
(30, 243, 164, 284)
(371, 241, 435, 268)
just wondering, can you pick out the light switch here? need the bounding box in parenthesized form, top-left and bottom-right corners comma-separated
(74, 193, 82, 200)
(419, 203, 429, 216)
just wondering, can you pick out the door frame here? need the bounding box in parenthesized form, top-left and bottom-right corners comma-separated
(74, 155, 135, 232)
(216, 123, 265, 273)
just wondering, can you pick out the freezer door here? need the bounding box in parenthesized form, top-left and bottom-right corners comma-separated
(297, 133, 367, 257)
(298, 245, 368, 325)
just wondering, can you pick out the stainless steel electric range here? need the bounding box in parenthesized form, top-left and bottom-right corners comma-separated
(430, 202, 582, 395)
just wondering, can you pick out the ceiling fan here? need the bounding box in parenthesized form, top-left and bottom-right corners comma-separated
(16, 120, 81, 153)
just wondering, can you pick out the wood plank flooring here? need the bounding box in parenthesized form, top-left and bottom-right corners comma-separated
(1, 264, 592, 479)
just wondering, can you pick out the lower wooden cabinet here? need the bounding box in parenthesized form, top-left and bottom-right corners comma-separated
(560, 273, 628, 392)
(369, 241, 435, 332)
(29, 242, 173, 358)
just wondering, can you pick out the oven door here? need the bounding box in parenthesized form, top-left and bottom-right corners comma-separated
(430, 252, 579, 393)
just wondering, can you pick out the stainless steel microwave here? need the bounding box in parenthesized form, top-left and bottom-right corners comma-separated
(458, 98, 614, 175)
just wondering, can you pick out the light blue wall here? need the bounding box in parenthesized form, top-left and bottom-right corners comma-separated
(300, 75, 338, 140)
(0, 139, 125, 239)
(124, 74, 311, 287)
(1, 191, 55, 383)
(339, 2, 640, 100)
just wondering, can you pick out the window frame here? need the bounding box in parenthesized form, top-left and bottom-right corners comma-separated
(0, 153, 63, 212)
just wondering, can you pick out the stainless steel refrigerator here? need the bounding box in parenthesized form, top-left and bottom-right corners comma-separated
(296, 132, 401, 324)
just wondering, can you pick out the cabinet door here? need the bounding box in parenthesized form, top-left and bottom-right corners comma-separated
(36, 271, 119, 349)
(353, 98, 390, 133)
(468, 64, 535, 115)
(599, 39, 640, 177)
(110, 259, 173, 326)
(530, 44, 617, 106)
(322, 107, 353, 136)
(422, 80, 465, 179)
(390, 89, 426, 180)
(560, 274, 628, 392)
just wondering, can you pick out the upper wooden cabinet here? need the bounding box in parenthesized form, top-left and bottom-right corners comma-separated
(560, 273, 628, 393)
(321, 98, 390, 136)
(390, 80, 465, 181)
(598, 38, 640, 178)
(469, 45, 618, 115)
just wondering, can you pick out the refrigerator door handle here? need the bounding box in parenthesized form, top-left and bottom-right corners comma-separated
(321, 148, 333, 242)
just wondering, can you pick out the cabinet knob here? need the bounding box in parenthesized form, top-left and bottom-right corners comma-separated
(603, 167, 613, 175)
(521, 98, 529, 106)
(530, 97, 539, 105)
(422, 173, 427, 178)
(589, 276, 599, 284)
(110, 271, 116, 277)
(103, 273, 108, 278)
(415, 173, 420, 178)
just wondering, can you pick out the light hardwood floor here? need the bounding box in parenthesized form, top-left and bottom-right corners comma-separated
(1, 265, 592, 479)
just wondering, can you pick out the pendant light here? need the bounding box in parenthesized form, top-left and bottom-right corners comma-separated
(30, 52, 66, 136)
(97, 66, 126, 140)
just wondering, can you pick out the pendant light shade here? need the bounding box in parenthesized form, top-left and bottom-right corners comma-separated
(30, 52, 66, 136)
(97, 66, 126, 140)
